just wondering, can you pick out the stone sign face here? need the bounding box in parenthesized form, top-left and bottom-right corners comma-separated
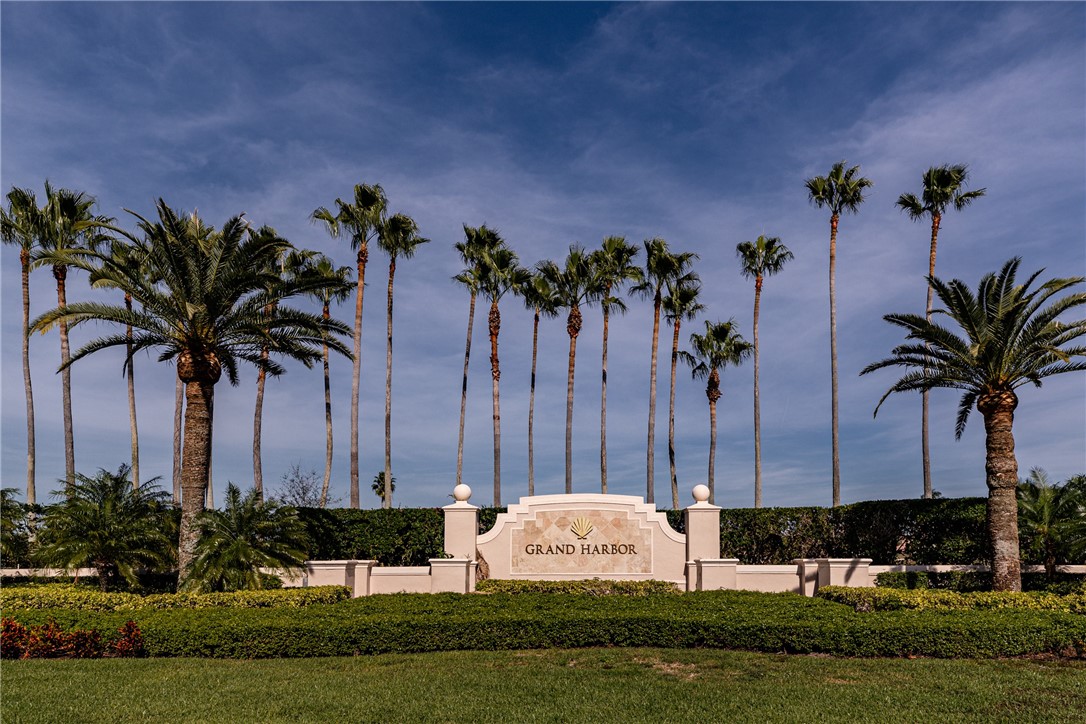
(475, 493, 687, 582)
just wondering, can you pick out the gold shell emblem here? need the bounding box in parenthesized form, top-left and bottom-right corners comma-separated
(570, 517, 594, 540)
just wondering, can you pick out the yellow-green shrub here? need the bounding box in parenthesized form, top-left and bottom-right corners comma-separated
(0, 584, 350, 612)
(818, 585, 1086, 614)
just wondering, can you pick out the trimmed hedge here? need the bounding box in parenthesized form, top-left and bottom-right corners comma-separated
(475, 579, 679, 596)
(875, 570, 1086, 595)
(6, 590, 1084, 659)
(817, 585, 1086, 614)
(0, 584, 351, 612)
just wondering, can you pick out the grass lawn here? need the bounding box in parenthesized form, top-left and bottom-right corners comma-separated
(4, 648, 1084, 723)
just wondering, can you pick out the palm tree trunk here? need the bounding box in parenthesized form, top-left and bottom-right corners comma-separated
(828, 216, 841, 508)
(253, 352, 267, 502)
(125, 294, 139, 488)
(921, 215, 941, 500)
(383, 258, 396, 509)
(457, 293, 477, 487)
(753, 277, 763, 508)
(646, 291, 662, 504)
(177, 375, 216, 586)
(173, 377, 183, 504)
(321, 302, 333, 508)
(707, 371, 721, 504)
(528, 308, 540, 496)
(564, 305, 582, 494)
(668, 318, 682, 509)
(54, 265, 75, 489)
(350, 246, 368, 508)
(489, 301, 502, 506)
(206, 392, 214, 509)
(20, 251, 35, 507)
(979, 391, 1022, 592)
(600, 303, 610, 494)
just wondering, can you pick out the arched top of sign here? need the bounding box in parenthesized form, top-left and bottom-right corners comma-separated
(477, 493, 684, 545)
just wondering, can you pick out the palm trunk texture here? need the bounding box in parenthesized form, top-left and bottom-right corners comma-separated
(456, 294, 476, 488)
(54, 265, 75, 488)
(828, 216, 841, 508)
(383, 258, 396, 509)
(350, 246, 368, 508)
(176, 350, 221, 585)
(645, 291, 662, 504)
(253, 352, 268, 501)
(668, 318, 681, 509)
(172, 377, 183, 504)
(321, 302, 333, 508)
(707, 369, 721, 504)
(20, 252, 35, 505)
(489, 301, 502, 506)
(753, 276, 763, 508)
(564, 305, 582, 494)
(979, 391, 1022, 592)
(528, 308, 540, 495)
(600, 303, 610, 494)
(125, 295, 139, 488)
(921, 215, 941, 500)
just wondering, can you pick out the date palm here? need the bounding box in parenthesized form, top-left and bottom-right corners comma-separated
(589, 237, 642, 493)
(312, 183, 388, 508)
(538, 246, 599, 493)
(862, 258, 1086, 591)
(680, 321, 752, 504)
(32, 199, 350, 583)
(663, 278, 704, 508)
(1017, 469, 1086, 580)
(896, 164, 986, 499)
(519, 271, 560, 495)
(736, 235, 794, 508)
(301, 254, 354, 507)
(805, 161, 872, 507)
(478, 246, 530, 506)
(453, 225, 508, 487)
(377, 212, 430, 508)
(634, 238, 698, 504)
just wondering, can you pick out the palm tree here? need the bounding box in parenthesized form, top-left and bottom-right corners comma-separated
(896, 165, 986, 499)
(519, 271, 560, 495)
(663, 278, 705, 508)
(183, 482, 307, 592)
(35, 465, 173, 591)
(301, 254, 354, 507)
(312, 183, 388, 508)
(861, 258, 1086, 591)
(634, 238, 698, 504)
(805, 161, 872, 507)
(589, 237, 642, 493)
(680, 321, 752, 504)
(372, 471, 396, 506)
(477, 246, 530, 506)
(1, 187, 43, 505)
(376, 213, 430, 508)
(32, 199, 350, 582)
(1, 488, 29, 564)
(537, 246, 599, 493)
(1017, 469, 1086, 580)
(736, 235, 794, 508)
(453, 225, 508, 488)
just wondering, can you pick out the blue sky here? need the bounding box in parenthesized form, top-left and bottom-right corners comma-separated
(2, 2, 1084, 509)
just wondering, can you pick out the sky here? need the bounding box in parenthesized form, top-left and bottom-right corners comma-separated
(2, 1, 1084, 511)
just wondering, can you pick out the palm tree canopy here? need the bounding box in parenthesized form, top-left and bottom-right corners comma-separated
(634, 237, 699, 299)
(478, 246, 530, 304)
(736, 235, 794, 280)
(183, 482, 307, 592)
(663, 278, 705, 326)
(311, 182, 388, 251)
(896, 164, 986, 220)
(378, 212, 430, 261)
(681, 319, 753, 380)
(861, 257, 1086, 438)
(454, 224, 507, 294)
(804, 161, 873, 216)
(30, 199, 352, 385)
(590, 236, 643, 315)
(1017, 468, 1086, 567)
(520, 272, 561, 318)
(304, 253, 355, 306)
(2, 182, 112, 267)
(536, 245, 600, 312)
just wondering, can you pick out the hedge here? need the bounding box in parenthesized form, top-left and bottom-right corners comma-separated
(817, 585, 1086, 614)
(475, 579, 680, 596)
(0, 584, 351, 612)
(6, 590, 1084, 659)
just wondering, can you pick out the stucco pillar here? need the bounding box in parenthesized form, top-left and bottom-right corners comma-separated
(695, 558, 739, 591)
(815, 558, 872, 591)
(352, 560, 377, 597)
(444, 484, 479, 560)
(685, 484, 722, 562)
(430, 558, 478, 593)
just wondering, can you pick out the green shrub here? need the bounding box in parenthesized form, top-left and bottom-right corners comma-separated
(0, 584, 350, 612)
(817, 585, 1086, 614)
(475, 579, 679, 595)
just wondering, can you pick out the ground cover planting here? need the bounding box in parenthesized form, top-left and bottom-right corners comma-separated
(3, 648, 1085, 723)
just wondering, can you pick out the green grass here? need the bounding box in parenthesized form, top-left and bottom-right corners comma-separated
(4, 648, 1084, 723)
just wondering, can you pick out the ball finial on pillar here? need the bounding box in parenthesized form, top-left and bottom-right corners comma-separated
(691, 484, 710, 504)
(452, 483, 472, 503)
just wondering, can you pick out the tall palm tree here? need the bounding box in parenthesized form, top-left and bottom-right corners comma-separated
(453, 225, 508, 487)
(537, 246, 599, 493)
(680, 320, 752, 504)
(1, 187, 43, 506)
(26, 183, 111, 488)
(663, 277, 704, 508)
(376, 212, 430, 508)
(736, 235, 794, 508)
(312, 183, 388, 508)
(896, 164, 986, 499)
(589, 237, 642, 493)
(804, 161, 872, 507)
(519, 271, 560, 495)
(32, 199, 350, 582)
(301, 254, 354, 507)
(861, 258, 1086, 591)
(633, 238, 698, 504)
(477, 246, 530, 506)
